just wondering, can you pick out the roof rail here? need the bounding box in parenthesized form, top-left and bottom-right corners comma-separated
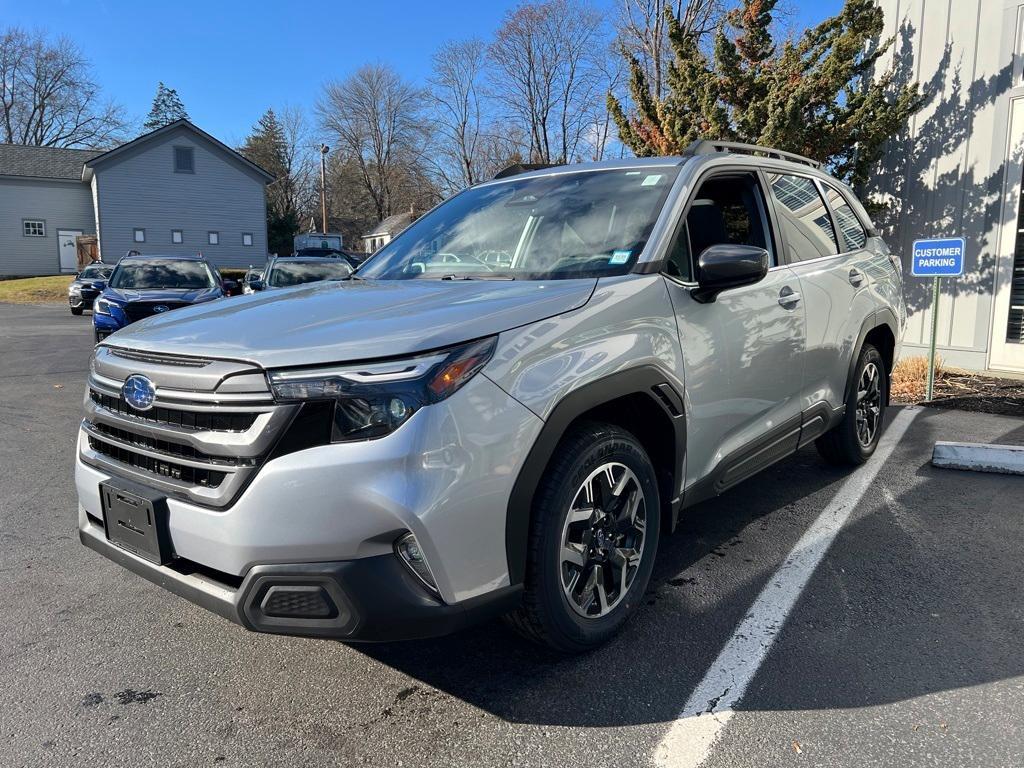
(686, 140, 821, 169)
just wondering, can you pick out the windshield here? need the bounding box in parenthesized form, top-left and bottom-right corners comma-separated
(110, 260, 215, 290)
(358, 167, 679, 280)
(268, 261, 352, 287)
(79, 265, 111, 280)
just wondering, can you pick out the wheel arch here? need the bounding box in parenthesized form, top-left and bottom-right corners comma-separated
(505, 366, 685, 586)
(847, 309, 898, 406)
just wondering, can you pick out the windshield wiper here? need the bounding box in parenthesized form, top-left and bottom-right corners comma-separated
(440, 273, 516, 281)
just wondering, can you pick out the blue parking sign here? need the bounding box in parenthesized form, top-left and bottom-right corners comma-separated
(911, 238, 965, 277)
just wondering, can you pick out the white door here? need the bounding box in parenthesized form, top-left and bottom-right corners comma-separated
(990, 98, 1024, 372)
(58, 230, 83, 273)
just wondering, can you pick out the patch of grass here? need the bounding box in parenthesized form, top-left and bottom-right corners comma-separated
(0, 275, 73, 304)
(891, 355, 944, 403)
(219, 268, 248, 280)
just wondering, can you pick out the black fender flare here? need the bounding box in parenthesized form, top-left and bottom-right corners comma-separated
(504, 365, 686, 586)
(844, 308, 899, 405)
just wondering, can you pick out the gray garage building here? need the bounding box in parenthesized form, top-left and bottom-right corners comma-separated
(875, 0, 1024, 374)
(0, 119, 272, 277)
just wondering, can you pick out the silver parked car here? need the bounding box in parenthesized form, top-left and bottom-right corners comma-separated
(75, 142, 904, 652)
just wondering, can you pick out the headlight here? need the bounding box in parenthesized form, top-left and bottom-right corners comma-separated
(94, 298, 112, 315)
(267, 336, 497, 442)
(69, 284, 81, 295)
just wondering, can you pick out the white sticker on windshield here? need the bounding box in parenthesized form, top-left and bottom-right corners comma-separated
(641, 174, 663, 186)
(610, 249, 632, 264)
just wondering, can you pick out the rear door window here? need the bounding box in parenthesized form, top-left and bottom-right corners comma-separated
(766, 173, 838, 262)
(821, 183, 868, 251)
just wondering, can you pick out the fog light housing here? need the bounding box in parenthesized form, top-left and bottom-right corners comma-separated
(395, 532, 440, 598)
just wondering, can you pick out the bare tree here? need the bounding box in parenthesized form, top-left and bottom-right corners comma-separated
(616, 0, 724, 100)
(0, 27, 126, 147)
(318, 64, 429, 222)
(489, 0, 609, 165)
(428, 39, 489, 193)
(277, 106, 317, 223)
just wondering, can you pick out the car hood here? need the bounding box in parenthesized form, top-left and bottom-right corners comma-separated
(102, 278, 597, 368)
(104, 287, 218, 303)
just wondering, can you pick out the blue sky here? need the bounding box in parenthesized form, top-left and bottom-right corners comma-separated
(0, 0, 844, 146)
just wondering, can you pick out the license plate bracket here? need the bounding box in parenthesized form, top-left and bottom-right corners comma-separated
(100, 481, 172, 565)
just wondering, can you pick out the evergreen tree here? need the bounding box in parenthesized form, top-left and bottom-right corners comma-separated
(241, 108, 299, 254)
(143, 82, 189, 132)
(609, 0, 924, 191)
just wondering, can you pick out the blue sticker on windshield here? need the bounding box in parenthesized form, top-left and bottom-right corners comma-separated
(610, 249, 632, 265)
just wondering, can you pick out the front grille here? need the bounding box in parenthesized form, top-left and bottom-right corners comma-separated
(124, 301, 188, 322)
(87, 435, 227, 487)
(89, 422, 254, 466)
(89, 390, 258, 432)
(109, 348, 211, 367)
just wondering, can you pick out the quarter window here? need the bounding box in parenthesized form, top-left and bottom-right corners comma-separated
(22, 220, 45, 237)
(208, 231, 219, 245)
(767, 173, 838, 261)
(133, 228, 146, 243)
(821, 183, 867, 251)
(174, 146, 194, 173)
(171, 229, 183, 244)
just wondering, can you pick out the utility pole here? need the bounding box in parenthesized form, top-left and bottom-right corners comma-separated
(319, 144, 330, 233)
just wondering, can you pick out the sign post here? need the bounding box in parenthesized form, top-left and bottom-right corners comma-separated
(911, 238, 965, 401)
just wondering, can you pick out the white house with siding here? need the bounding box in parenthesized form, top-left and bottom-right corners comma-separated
(874, 0, 1024, 374)
(0, 120, 272, 277)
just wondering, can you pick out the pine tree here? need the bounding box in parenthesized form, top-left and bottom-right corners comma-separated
(241, 109, 298, 254)
(609, 0, 924, 191)
(143, 82, 189, 132)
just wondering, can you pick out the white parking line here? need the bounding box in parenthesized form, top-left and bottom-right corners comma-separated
(654, 406, 921, 768)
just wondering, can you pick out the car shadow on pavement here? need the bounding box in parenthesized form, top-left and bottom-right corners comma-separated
(354, 440, 854, 728)
(355, 408, 1024, 728)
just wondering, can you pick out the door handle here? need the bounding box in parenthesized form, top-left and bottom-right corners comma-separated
(778, 286, 801, 308)
(849, 268, 865, 286)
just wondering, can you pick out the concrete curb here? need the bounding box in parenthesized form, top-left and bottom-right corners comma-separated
(931, 441, 1024, 475)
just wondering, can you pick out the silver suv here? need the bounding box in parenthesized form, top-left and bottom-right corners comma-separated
(76, 142, 905, 652)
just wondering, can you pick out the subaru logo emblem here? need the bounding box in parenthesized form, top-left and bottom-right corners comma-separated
(153, 305, 169, 313)
(122, 374, 156, 411)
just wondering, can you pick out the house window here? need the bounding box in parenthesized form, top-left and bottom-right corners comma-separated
(171, 229, 183, 244)
(133, 228, 146, 243)
(242, 232, 253, 247)
(22, 220, 46, 237)
(208, 231, 219, 245)
(174, 146, 194, 173)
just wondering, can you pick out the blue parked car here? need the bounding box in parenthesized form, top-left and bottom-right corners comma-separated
(93, 254, 237, 342)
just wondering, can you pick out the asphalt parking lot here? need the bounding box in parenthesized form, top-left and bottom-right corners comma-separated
(2, 301, 1023, 768)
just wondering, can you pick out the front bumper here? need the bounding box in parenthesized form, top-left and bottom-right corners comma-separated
(79, 511, 521, 640)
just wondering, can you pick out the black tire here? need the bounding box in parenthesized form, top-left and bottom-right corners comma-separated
(70, 306, 83, 315)
(505, 422, 660, 653)
(816, 344, 887, 466)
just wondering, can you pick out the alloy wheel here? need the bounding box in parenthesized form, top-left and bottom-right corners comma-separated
(855, 361, 882, 448)
(559, 462, 647, 619)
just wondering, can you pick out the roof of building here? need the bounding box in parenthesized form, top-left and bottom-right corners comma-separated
(362, 211, 416, 238)
(83, 119, 274, 183)
(0, 144, 104, 180)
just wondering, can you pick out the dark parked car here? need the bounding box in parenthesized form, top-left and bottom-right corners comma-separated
(67, 263, 113, 315)
(292, 247, 361, 268)
(251, 256, 352, 291)
(93, 254, 237, 342)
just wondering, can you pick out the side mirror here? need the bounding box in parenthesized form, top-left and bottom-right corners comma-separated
(251, 280, 265, 292)
(92, 280, 107, 291)
(691, 244, 769, 304)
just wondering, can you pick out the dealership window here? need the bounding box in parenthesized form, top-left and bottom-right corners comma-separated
(767, 173, 838, 261)
(1005, 182, 1024, 344)
(133, 228, 146, 243)
(242, 232, 253, 246)
(208, 231, 219, 245)
(174, 146, 194, 173)
(171, 229, 183, 244)
(22, 220, 46, 237)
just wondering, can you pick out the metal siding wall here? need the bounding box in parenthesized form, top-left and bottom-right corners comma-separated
(874, 0, 1014, 370)
(93, 126, 268, 270)
(0, 178, 96, 277)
